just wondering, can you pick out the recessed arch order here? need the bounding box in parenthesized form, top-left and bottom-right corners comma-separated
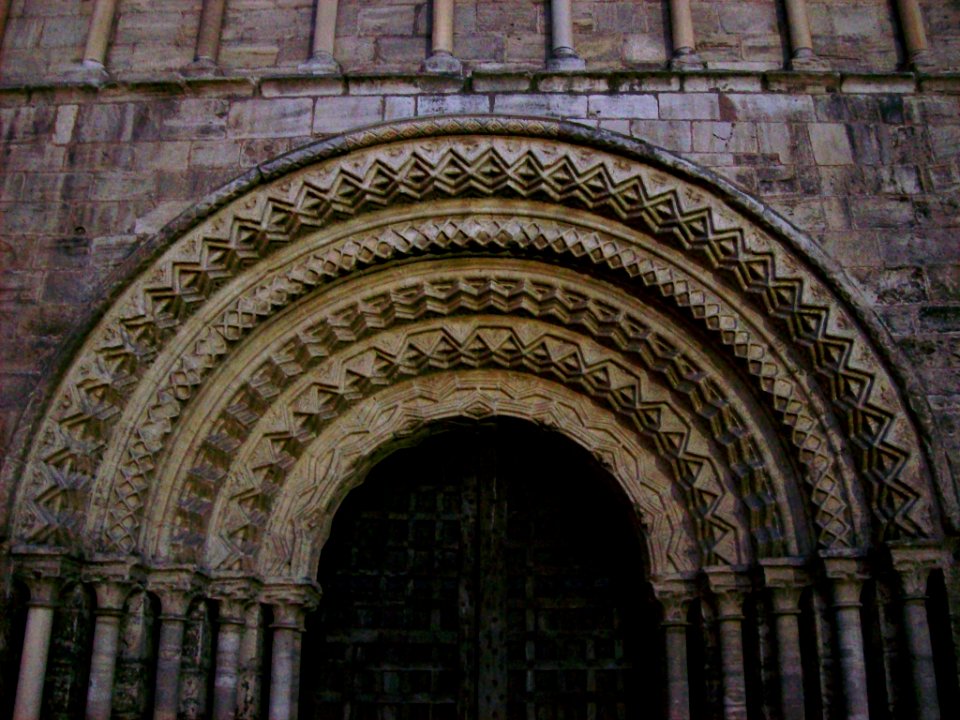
(7, 115, 950, 585)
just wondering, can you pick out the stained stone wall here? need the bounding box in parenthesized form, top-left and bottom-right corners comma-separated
(4, 1, 960, 82)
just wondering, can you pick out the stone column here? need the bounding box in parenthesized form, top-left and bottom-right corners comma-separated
(783, 0, 825, 70)
(892, 549, 942, 720)
(80, 0, 118, 78)
(707, 569, 750, 720)
(301, 0, 341, 74)
(653, 579, 697, 720)
(11, 577, 59, 720)
(823, 555, 870, 720)
(150, 571, 201, 720)
(212, 580, 257, 720)
(423, 0, 461, 74)
(84, 582, 132, 720)
(547, 0, 585, 71)
(0, 0, 11, 53)
(894, 0, 934, 70)
(762, 560, 808, 720)
(263, 583, 321, 720)
(668, 0, 704, 69)
(187, 0, 228, 73)
(236, 602, 265, 720)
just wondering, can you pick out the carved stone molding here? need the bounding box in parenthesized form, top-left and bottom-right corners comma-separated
(7, 119, 939, 581)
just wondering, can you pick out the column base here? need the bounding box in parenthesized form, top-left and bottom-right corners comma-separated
(299, 52, 342, 75)
(182, 57, 223, 77)
(422, 52, 462, 75)
(789, 49, 829, 71)
(546, 53, 586, 72)
(908, 50, 936, 72)
(67, 60, 111, 85)
(669, 49, 705, 71)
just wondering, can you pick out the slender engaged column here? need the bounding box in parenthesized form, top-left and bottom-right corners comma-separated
(0, 0, 11, 53)
(763, 561, 808, 720)
(264, 584, 320, 720)
(84, 581, 132, 720)
(301, 0, 341, 74)
(187, 0, 228, 73)
(212, 583, 255, 720)
(707, 570, 749, 720)
(236, 603, 265, 720)
(79, 0, 118, 78)
(149, 572, 200, 720)
(824, 557, 869, 720)
(895, 0, 934, 70)
(668, 0, 704, 69)
(653, 579, 697, 720)
(547, 0, 585, 71)
(893, 550, 942, 720)
(783, 0, 825, 70)
(12, 578, 59, 720)
(423, 0, 461, 74)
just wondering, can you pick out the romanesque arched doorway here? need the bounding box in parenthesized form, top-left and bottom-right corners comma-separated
(1, 117, 954, 720)
(300, 422, 660, 719)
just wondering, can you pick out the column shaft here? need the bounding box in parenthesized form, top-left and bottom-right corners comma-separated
(551, 0, 575, 54)
(718, 615, 748, 720)
(895, 0, 930, 58)
(152, 617, 187, 720)
(669, 0, 695, 52)
(12, 604, 56, 720)
(84, 612, 122, 720)
(903, 598, 940, 720)
(311, 0, 339, 58)
(213, 621, 244, 720)
(834, 602, 870, 720)
(773, 610, 805, 720)
(237, 605, 264, 720)
(784, 0, 813, 55)
(0, 0, 11, 52)
(268, 626, 302, 720)
(195, 0, 228, 63)
(431, 0, 454, 55)
(83, 0, 119, 66)
(665, 624, 691, 720)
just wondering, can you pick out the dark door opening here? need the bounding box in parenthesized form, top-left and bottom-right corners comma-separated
(300, 422, 662, 719)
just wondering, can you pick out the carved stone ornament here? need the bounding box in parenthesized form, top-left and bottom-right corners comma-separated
(6, 116, 943, 586)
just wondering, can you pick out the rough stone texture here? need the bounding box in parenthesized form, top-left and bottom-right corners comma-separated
(0, 3, 958, 718)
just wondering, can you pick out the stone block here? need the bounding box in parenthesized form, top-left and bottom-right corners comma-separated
(659, 93, 720, 120)
(849, 266, 928, 305)
(692, 121, 758, 153)
(384, 96, 416, 121)
(227, 99, 314, 138)
(809, 123, 854, 166)
(720, 93, 815, 122)
(312, 96, 384, 134)
(358, 6, 417, 36)
(493, 94, 589, 118)
(587, 94, 657, 120)
(418, 95, 491, 116)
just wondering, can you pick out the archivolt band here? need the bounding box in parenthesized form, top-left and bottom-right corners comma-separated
(1, 117, 957, 720)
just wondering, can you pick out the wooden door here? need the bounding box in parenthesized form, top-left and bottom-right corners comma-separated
(300, 424, 661, 719)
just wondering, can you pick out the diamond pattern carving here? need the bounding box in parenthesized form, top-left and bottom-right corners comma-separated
(13, 123, 932, 565)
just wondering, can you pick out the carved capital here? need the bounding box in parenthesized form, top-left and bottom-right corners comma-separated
(821, 552, 867, 608)
(12, 547, 78, 606)
(761, 558, 809, 615)
(211, 576, 262, 624)
(705, 566, 751, 620)
(262, 580, 321, 631)
(82, 556, 145, 612)
(651, 575, 698, 626)
(148, 566, 207, 619)
(890, 545, 946, 602)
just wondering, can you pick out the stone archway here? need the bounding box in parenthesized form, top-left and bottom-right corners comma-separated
(2, 117, 952, 720)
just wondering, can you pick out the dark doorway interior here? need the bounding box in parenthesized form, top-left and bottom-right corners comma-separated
(300, 422, 662, 719)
